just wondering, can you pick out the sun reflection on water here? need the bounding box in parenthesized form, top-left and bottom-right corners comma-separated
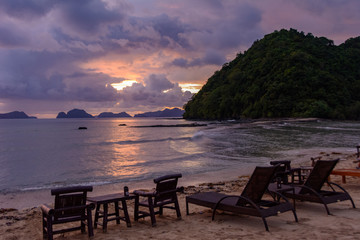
(105, 142, 147, 177)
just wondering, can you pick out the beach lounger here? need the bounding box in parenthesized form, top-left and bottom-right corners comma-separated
(273, 159, 356, 215)
(41, 186, 94, 240)
(186, 165, 298, 231)
(133, 173, 183, 226)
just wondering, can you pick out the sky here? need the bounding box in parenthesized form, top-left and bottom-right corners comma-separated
(0, 0, 360, 118)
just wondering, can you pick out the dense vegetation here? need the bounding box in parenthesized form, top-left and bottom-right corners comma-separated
(183, 29, 360, 120)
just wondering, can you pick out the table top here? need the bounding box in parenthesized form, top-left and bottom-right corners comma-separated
(87, 193, 136, 204)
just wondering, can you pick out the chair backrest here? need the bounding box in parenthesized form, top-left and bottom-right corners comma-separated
(154, 173, 182, 202)
(270, 160, 291, 183)
(51, 186, 93, 220)
(300, 159, 339, 194)
(237, 165, 278, 205)
(270, 160, 291, 171)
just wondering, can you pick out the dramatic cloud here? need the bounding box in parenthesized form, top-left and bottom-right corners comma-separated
(117, 74, 192, 109)
(0, 0, 359, 117)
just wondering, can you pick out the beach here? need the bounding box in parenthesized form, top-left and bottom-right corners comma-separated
(1, 150, 359, 240)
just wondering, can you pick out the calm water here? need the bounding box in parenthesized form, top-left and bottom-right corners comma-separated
(0, 118, 359, 194)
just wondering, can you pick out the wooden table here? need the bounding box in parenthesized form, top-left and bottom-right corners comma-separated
(87, 193, 137, 232)
(330, 169, 360, 183)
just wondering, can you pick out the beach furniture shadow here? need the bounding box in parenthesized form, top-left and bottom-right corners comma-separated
(134, 173, 183, 226)
(186, 165, 298, 231)
(271, 159, 356, 215)
(41, 186, 94, 240)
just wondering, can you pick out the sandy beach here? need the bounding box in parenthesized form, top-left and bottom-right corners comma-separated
(1, 150, 360, 240)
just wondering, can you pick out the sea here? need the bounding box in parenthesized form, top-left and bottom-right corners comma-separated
(0, 118, 359, 208)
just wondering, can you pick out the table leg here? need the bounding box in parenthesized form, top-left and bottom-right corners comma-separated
(94, 204, 100, 229)
(114, 201, 120, 225)
(122, 200, 132, 227)
(103, 203, 108, 232)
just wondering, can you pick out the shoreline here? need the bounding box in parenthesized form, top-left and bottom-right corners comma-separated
(0, 147, 355, 210)
(1, 150, 359, 239)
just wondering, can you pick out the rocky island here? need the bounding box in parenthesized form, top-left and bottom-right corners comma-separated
(56, 109, 94, 118)
(0, 111, 37, 119)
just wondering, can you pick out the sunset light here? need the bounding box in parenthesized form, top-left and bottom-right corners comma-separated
(111, 80, 138, 91)
(179, 83, 203, 94)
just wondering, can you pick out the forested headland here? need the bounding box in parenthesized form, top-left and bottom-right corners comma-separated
(183, 29, 360, 120)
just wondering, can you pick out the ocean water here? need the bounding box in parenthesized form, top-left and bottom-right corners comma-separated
(0, 118, 359, 194)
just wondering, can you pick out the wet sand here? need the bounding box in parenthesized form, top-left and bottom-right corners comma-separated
(1, 150, 360, 239)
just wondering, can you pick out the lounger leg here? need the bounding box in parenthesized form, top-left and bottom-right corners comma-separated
(324, 203, 331, 215)
(186, 200, 189, 215)
(261, 217, 269, 232)
(292, 209, 298, 222)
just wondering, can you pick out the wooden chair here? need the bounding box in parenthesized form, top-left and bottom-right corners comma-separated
(279, 159, 356, 214)
(41, 186, 94, 240)
(134, 173, 183, 226)
(186, 166, 298, 231)
(270, 160, 305, 184)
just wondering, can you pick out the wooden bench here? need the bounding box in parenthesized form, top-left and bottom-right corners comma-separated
(330, 169, 360, 183)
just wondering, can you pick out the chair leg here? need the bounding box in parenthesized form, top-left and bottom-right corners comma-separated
(87, 207, 94, 237)
(147, 197, 157, 227)
(46, 216, 53, 240)
(42, 213, 47, 237)
(186, 200, 189, 215)
(174, 197, 181, 218)
(81, 211, 86, 233)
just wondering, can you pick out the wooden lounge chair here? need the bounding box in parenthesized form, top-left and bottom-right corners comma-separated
(186, 166, 298, 231)
(133, 173, 183, 226)
(41, 186, 94, 240)
(276, 159, 356, 215)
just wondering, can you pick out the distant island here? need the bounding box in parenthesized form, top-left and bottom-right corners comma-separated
(56, 109, 94, 118)
(183, 29, 360, 120)
(54, 108, 184, 119)
(0, 111, 37, 119)
(134, 108, 184, 118)
(97, 112, 131, 118)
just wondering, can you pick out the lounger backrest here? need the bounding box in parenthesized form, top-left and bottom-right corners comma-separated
(52, 186, 93, 220)
(237, 165, 278, 205)
(300, 159, 339, 194)
(154, 173, 182, 202)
